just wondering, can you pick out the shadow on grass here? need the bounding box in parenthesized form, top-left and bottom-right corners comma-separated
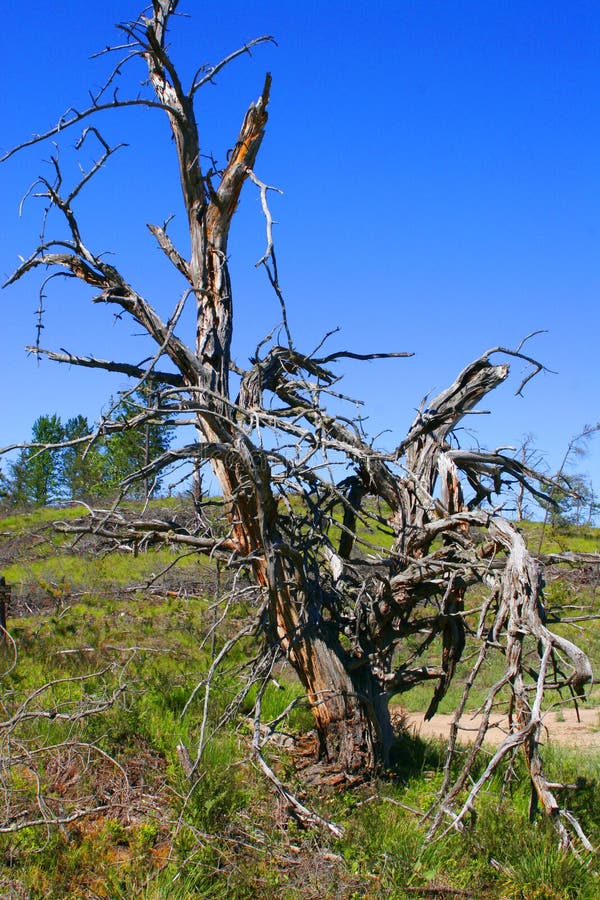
(388, 726, 448, 784)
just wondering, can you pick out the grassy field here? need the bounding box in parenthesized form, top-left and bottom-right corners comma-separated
(0, 505, 598, 898)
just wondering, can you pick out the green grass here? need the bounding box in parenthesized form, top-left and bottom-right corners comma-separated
(518, 519, 600, 554)
(0, 503, 89, 531)
(3, 547, 202, 589)
(0, 506, 599, 897)
(2, 592, 600, 898)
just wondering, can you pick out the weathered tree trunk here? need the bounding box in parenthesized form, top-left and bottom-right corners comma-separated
(213, 445, 390, 773)
(301, 640, 392, 773)
(269, 574, 392, 774)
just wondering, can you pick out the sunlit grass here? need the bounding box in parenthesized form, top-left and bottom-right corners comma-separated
(3, 548, 202, 590)
(1, 504, 599, 897)
(518, 519, 600, 554)
(0, 504, 89, 531)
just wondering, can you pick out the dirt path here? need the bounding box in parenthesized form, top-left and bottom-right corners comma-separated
(401, 706, 600, 750)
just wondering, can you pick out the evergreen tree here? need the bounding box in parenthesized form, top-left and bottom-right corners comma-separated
(0, 466, 9, 506)
(104, 390, 173, 498)
(9, 414, 64, 506)
(61, 415, 107, 501)
(5, 400, 174, 507)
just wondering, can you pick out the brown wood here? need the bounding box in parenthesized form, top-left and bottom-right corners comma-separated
(0, 577, 8, 643)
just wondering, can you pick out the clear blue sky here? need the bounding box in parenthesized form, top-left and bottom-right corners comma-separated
(1, 1, 599, 497)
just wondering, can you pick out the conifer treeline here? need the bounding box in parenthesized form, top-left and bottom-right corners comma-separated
(2, 392, 173, 506)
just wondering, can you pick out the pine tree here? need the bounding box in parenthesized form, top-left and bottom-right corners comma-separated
(9, 414, 64, 506)
(104, 390, 173, 498)
(61, 415, 107, 501)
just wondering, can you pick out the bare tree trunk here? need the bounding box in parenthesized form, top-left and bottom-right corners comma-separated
(303, 642, 393, 773)
(212, 443, 390, 774)
(268, 570, 392, 774)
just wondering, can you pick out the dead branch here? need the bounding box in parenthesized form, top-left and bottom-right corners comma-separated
(0, 654, 134, 834)
(26, 347, 184, 386)
(252, 682, 344, 838)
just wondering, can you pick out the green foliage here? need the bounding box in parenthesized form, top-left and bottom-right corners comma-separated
(103, 389, 174, 499)
(541, 472, 597, 531)
(61, 414, 107, 501)
(9, 413, 64, 505)
(4, 395, 174, 509)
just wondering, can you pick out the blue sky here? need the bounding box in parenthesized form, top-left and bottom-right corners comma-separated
(1, 1, 599, 497)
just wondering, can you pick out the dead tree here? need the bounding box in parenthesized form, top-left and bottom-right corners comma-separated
(2, 1, 594, 848)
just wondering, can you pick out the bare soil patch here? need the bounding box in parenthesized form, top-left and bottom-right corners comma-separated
(401, 705, 600, 749)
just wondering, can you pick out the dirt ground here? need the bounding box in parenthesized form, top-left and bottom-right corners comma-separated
(402, 705, 600, 750)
